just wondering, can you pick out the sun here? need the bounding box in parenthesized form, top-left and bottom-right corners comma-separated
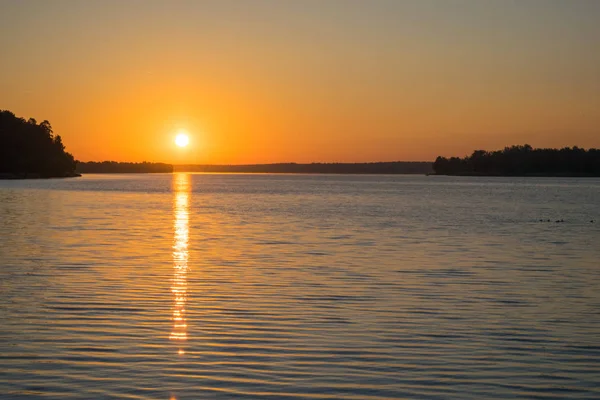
(175, 133, 189, 147)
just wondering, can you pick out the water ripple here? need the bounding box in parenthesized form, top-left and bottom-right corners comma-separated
(1, 174, 600, 399)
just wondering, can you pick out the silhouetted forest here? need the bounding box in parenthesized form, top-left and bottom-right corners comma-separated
(0, 110, 77, 178)
(76, 161, 173, 173)
(176, 162, 433, 174)
(434, 145, 600, 176)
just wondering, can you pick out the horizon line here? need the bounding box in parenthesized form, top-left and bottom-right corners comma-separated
(76, 160, 434, 165)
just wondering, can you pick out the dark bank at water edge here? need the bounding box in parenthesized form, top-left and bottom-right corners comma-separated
(433, 145, 600, 177)
(1, 110, 78, 179)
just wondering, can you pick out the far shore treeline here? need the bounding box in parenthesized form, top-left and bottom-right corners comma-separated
(175, 162, 434, 174)
(76, 162, 433, 174)
(434, 145, 600, 177)
(76, 161, 173, 173)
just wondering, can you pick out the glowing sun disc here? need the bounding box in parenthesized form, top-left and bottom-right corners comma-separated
(175, 134, 189, 147)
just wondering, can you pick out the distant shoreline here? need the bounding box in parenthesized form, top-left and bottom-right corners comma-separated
(72, 161, 434, 174)
(73, 172, 600, 177)
(174, 162, 434, 174)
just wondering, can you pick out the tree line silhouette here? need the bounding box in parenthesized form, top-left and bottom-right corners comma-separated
(176, 162, 433, 174)
(78, 161, 432, 174)
(0, 110, 77, 178)
(434, 145, 600, 176)
(76, 161, 173, 173)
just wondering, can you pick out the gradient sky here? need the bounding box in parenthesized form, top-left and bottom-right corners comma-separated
(1, 0, 599, 163)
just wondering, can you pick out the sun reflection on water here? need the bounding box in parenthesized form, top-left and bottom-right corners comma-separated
(170, 173, 190, 354)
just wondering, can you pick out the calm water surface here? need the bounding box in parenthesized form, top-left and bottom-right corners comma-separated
(1, 173, 599, 399)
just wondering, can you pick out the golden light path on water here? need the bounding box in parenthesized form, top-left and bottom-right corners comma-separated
(170, 173, 190, 355)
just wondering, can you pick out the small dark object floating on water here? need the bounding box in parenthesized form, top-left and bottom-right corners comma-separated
(537, 219, 595, 223)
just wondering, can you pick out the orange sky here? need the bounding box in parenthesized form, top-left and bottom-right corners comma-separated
(1, 1, 599, 164)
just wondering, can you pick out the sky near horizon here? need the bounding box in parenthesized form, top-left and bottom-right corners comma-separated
(1, 0, 599, 164)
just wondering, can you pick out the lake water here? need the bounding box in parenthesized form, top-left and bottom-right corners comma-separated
(1, 173, 600, 399)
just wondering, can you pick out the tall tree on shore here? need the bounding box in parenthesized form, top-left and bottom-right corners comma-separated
(0, 110, 77, 177)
